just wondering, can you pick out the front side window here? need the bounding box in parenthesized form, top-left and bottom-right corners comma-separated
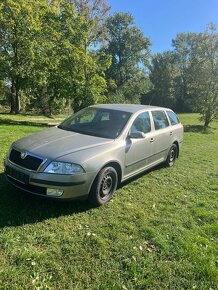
(166, 111, 180, 125)
(152, 111, 169, 130)
(130, 112, 151, 134)
(58, 107, 132, 139)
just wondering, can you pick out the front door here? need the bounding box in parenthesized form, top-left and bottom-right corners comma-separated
(124, 111, 155, 178)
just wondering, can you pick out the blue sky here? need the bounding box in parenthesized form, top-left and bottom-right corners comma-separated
(108, 0, 218, 53)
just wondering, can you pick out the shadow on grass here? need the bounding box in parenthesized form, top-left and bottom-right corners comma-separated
(0, 164, 164, 228)
(0, 173, 93, 228)
(0, 112, 54, 119)
(184, 125, 215, 134)
(0, 118, 51, 128)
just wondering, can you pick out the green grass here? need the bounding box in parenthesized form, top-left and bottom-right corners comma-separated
(0, 113, 217, 289)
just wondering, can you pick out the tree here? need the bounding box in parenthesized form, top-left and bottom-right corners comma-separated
(59, 2, 111, 112)
(0, 0, 111, 115)
(172, 25, 218, 126)
(121, 72, 151, 104)
(23, 1, 59, 115)
(0, 80, 7, 99)
(68, 0, 111, 112)
(186, 25, 218, 126)
(142, 51, 181, 110)
(72, 0, 111, 44)
(37, 1, 110, 114)
(103, 12, 151, 102)
(0, 0, 42, 114)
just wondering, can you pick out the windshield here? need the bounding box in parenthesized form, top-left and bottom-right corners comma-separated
(58, 107, 132, 139)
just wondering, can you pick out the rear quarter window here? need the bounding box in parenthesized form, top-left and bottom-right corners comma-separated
(166, 111, 180, 125)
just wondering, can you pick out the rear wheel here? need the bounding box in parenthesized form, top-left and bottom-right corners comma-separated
(165, 144, 178, 167)
(89, 166, 118, 206)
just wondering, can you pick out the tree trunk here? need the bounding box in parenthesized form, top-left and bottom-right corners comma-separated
(14, 91, 20, 114)
(14, 79, 21, 114)
(10, 79, 20, 114)
(204, 117, 210, 127)
(48, 98, 53, 117)
(204, 110, 211, 127)
(204, 119, 209, 127)
(9, 81, 16, 114)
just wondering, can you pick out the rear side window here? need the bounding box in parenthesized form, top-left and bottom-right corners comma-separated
(166, 111, 180, 125)
(152, 111, 169, 130)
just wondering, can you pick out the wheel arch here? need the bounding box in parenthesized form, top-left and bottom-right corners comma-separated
(100, 161, 122, 184)
(173, 140, 179, 157)
(89, 160, 122, 194)
(88, 161, 122, 205)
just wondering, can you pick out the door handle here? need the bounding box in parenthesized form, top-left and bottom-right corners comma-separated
(150, 138, 154, 143)
(170, 132, 173, 136)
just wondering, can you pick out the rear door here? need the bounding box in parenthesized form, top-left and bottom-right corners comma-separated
(150, 110, 173, 163)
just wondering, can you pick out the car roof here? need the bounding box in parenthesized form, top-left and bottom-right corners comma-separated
(91, 104, 170, 114)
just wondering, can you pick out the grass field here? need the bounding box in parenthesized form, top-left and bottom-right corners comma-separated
(0, 113, 217, 289)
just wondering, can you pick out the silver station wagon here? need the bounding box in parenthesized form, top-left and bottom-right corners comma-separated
(5, 104, 183, 205)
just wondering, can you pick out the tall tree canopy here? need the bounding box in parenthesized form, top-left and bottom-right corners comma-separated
(0, 0, 43, 113)
(0, 0, 111, 114)
(143, 24, 218, 126)
(173, 24, 218, 126)
(102, 12, 151, 103)
(142, 51, 180, 110)
(72, 0, 111, 44)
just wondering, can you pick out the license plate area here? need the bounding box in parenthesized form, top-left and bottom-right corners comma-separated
(5, 166, 29, 184)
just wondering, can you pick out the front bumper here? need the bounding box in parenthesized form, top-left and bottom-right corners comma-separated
(5, 160, 96, 200)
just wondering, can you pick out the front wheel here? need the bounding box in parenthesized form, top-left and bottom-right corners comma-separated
(89, 167, 118, 206)
(165, 144, 178, 167)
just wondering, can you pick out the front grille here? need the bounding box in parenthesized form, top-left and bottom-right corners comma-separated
(5, 166, 29, 184)
(9, 149, 44, 171)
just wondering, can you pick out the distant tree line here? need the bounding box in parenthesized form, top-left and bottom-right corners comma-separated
(0, 0, 217, 126)
(142, 23, 218, 127)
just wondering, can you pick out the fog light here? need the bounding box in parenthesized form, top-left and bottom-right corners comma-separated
(46, 188, 64, 197)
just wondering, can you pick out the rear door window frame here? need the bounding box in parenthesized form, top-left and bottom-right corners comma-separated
(151, 110, 170, 130)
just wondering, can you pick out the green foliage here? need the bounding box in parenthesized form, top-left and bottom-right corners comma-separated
(121, 72, 151, 104)
(0, 0, 42, 113)
(173, 25, 218, 126)
(0, 0, 111, 115)
(0, 80, 7, 100)
(107, 90, 126, 104)
(142, 51, 181, 109)
(107, 72, 151, 104)
(32, 1, 111, 114)
(72, 0, 111, 43)
(186, 25, 218, 126)
(103, 12, 151, 103)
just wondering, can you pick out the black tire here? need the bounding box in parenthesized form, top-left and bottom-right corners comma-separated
(89, 166, 118, 206)
(165, 144, 178, 167)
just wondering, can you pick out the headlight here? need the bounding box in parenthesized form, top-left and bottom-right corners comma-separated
(44, 162, 85, 175)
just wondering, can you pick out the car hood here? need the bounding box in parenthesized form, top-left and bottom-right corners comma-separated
(13, 126, 113, 160)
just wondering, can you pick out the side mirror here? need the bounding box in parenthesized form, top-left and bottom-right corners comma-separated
(129, 131, 146, 139)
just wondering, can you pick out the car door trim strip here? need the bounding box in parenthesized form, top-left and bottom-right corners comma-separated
(125, 148, 168, 168)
